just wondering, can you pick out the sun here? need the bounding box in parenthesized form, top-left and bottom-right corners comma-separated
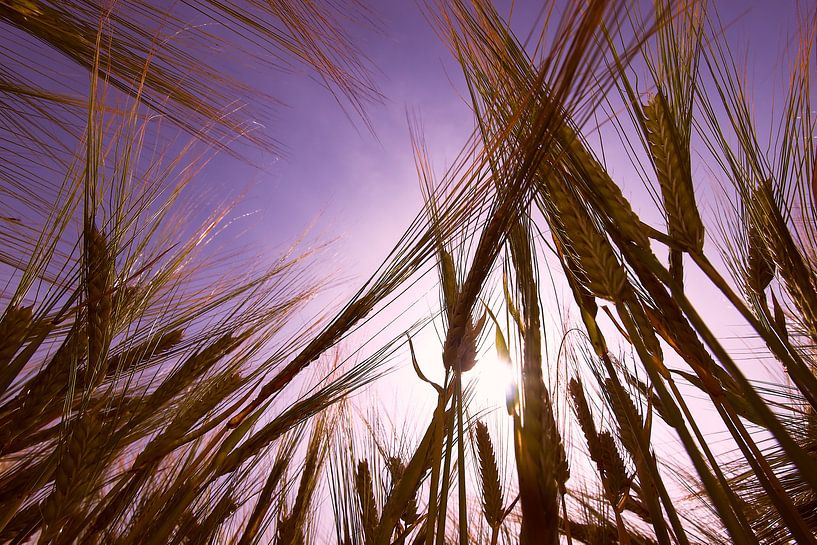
(470, 349, 516, 408)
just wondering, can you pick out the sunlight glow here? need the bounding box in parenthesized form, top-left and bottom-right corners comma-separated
(471, 350, 515, 408)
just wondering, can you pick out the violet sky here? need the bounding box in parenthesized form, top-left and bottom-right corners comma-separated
(218, 0, 801, 290)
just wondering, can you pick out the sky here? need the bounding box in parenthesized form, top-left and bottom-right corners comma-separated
(215, 0, 803, 278)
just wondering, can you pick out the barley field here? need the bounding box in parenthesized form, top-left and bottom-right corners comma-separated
(1, 1, 816, 544)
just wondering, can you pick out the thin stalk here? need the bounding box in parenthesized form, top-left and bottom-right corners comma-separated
(669, 257, 817, 492)
(616, 302, 757, 545)
(424, 369, 451, 545)
(435, 404, 457, 545)
(456, 373, 468, 545)
(692, 253, 817, 407)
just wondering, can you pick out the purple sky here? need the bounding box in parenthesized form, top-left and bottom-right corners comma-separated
(210, 0, 800, 286)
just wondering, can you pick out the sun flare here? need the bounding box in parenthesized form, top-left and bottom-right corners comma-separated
(471, 350, 515, 407)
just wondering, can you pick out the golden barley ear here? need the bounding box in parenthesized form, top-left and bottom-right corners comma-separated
(545, 174, 628, 302)
(558, 123, 650, 249)
(0, 305, 32, 370)
(85, 224, 113, 384)
(473, 421, 504, 531)
(643, 91, 705, 257)
(356, 459, 379, 543)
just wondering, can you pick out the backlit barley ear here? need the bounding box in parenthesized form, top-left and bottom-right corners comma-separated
(105, 328, 184, 378)
(355, 459, 378, 543)
(41, 410, 100, 540)
(439, 247, 459, 319)
(86, 224, 113, 380)
(7, 322, 84, 446)
(444, 309, 484, 373)
(547, 176, 627, 301)
(136, 373, 241, 467)
(643, 92, 704, 254)
(474, 421, 504, 530)
(746, 222, 774, 295)
(443, 301, 470, 373)
(627, 304, 668, 378)
(553, 235, 599, 321)
(771, 293, 788, 343)
(237, 459, 288, 545)
(386, 456, 418, 524)
(597, 431, 631, 505)
(0, 305, 32, 368)
(605, 378, 641, 461)
(569, 378, 599, 449)
(571, 379, 630, 506)
(458, 317, 483, 372)
(554, 428, 570, 495)
(559, 125, 649, 248)
(755, 178, 817, 342)
(147, 332, 239, 409)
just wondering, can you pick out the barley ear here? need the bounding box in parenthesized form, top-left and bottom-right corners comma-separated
(85, 224, 113, 382)
(643, 91, 704, 255)
(545, 175, 627, 301)
(356, 459, 379, 543)
(558, 124, 649, 249)
(0, 305, 33, 369)
(474, 421, 504, 530)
